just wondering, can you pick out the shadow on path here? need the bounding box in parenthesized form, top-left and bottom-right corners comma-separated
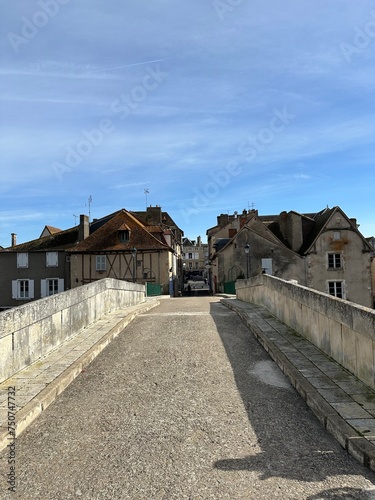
(209, 301, 375, 487)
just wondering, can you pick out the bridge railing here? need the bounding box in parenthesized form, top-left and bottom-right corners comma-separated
(236, 275, 375, 390)
(0, 279, 145, 383)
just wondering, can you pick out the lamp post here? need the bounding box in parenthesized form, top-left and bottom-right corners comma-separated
(205, 261, 212, 295)
(244, 243, 250, 279)
(131, 247, 137, 282)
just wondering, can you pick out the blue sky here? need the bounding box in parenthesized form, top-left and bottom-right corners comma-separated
(1, 0, 374, 247)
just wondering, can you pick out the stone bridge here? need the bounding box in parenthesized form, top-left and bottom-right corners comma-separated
(1, 277, 375, 498)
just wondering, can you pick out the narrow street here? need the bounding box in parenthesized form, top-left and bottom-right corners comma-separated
(1, 297, 375, 499)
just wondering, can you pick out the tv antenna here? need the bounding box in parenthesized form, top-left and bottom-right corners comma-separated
(73, 214, 78, 225)
(144, 188, 149, 208)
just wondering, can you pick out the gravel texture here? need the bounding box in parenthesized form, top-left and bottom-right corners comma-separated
(1, 297, 375, 499)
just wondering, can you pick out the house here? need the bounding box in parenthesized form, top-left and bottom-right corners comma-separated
(182, 236, 209, 278)
(0, 216, 88, 310)
(68, 208, 182, 295)
(208, 207, 373, 308)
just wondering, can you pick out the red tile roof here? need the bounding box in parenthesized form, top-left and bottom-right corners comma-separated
(68, 209, 172, 252)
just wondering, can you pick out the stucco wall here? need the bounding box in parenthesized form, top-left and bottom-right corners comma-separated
(306, 219, 372, 308)
(0, 251, 70, 309)
(236, 275, 375, 390)
(0, 278, 145, 383)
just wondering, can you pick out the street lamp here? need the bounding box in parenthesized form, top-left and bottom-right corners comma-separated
(205, 261, 212, 295)
(244, 243, 250, 278)
(131, 247, 137, 282)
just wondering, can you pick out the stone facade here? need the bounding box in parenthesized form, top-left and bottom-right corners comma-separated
(208, 207, 373, 308)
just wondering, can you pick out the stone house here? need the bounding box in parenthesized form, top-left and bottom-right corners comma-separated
(182, 236, 209, 277)
(208, 207, 373, 308)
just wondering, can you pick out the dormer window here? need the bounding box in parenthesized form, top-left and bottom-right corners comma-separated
(119, 230, 130, 242)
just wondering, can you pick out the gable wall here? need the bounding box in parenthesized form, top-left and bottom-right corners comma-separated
(307, 218, 372, 307)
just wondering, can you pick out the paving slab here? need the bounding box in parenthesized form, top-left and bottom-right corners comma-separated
(222, 297, 375, 473)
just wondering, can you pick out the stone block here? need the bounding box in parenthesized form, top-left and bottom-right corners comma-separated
(341, 325, 357, 375)
(28, 322, 43, 362)
(352, 306, 375, 341)
(355, 332, 375, 390)
(320, 312, 335, 359)
(0, 335, 13, 382)
(12, 326, 30, 375)
(325, 295, 353, 330)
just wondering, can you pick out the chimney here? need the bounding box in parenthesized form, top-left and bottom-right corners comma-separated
(146, 206, 162, 224)
(78, 214, 89, 241)
(217, 214, 229, 226)
(197, 236, 201, 246)
(11, 233, 17, 247)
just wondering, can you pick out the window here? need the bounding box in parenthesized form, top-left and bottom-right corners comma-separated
(328, 253, 342, 269)
(188, 262, 192, 269)
(17, 253, 28, 268)
(96, 255, 106, 271)
(119, 230, 130, 242)
(41, 278, 64, 297)
(328, 281, 345, 299)
(46, 251, 58, 267)
(188, 253, 193, 259)
(194, 262, 199, 269)
(12, 279, 34, 299)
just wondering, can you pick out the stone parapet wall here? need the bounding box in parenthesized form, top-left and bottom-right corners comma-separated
(236, 275, 375, 390)
(0, 279, 145, 383)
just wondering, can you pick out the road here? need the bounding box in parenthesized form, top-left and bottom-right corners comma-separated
(1, 297, 375, 499)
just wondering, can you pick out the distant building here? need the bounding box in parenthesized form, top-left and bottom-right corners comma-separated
(68, 208, 183, 295)
(0, 206, 184, 309)
(207, 207, 373, 308)
(0, 217, 86, 310)
(182, 236, 209, 278)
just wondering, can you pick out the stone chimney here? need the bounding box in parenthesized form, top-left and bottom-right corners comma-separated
(278, 211, 303, 251)
(146, 206, 162, 224)
(217, 214, 229, 227)
(78, 215, 89, 241)
(197, 235, 201, 247)
(11, 233, 17, 247)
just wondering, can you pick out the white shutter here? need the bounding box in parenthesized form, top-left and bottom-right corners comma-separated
(12, 280, 18, 299)
(46, 252, 58, 267)
(29, 280, 34, 299)
(41, 279, 47, 298)
(58, 279, 64, 293)
(17, 253, 28, 268)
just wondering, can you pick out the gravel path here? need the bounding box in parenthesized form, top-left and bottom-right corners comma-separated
(1, 297, 375, 499)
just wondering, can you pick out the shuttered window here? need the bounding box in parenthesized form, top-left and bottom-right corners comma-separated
(17, 253, 28, 268)
(46, 252, 58, 267)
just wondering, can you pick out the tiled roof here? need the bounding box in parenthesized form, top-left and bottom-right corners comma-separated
(298, 207, 336, 254)
(2, 227, 79, 252)
(46, 225, 61, 233)
(68, 209, 171, 252)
